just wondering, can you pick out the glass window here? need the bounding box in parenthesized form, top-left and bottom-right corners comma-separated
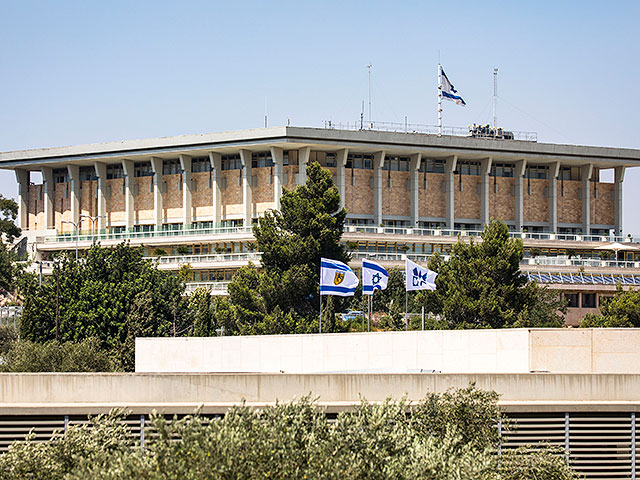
(582, 293, 596, 308)
(251, 152, 273, 168)
(325, 152, 337, 168)
(134, 162, 154, 177)
(565, 293, 579, 308)
(526, 165, 548, 179)
(53, 168, 68, 184)
(346, 153, 374, 169)
(491, 162, 514, 178)
(420, 158, 445, 173)
(191, 157, 211, 173)
(107, 165, 124, 179)
(163, 159, 182, 175)
(221, 154, 242, 170)
(456, 161, 480, 176)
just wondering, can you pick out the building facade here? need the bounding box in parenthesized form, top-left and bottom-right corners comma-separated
(2, 126, 640, 324)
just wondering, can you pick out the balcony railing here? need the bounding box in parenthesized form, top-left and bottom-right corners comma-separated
(153, 252, 262, 265)
(525, 256, 639, 269)
(40, 226, 253, 244)
(185, 281, 230, 294)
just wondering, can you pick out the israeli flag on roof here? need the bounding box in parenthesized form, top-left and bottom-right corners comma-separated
(405, 258, 437, 291)
(441, 66, 466, 106)
(320, 258, 359, 296)
(363, 259, 389, 296)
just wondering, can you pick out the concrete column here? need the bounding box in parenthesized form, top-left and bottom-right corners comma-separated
(66, 165, 80, 228)
(41, 166, 54, 230)
(208, 152, 222, 225)
(149, 158, 164, 230)
(270, 147, 284, 210)
(239, 150, 253, 226)
(480, 157, 493, 226)
(614, 166, 625, 235)
(121, 160, 135, 230)
(409, 153, 422, 228)
(549, 161, 560, 233)
(94, 162, 107, 232)
(14, 169, 29, 230)
(298, 147, 310, 184)
(179, 155, 192, 229)
(373, 151, 386, 227)
(515, 159, 527, 231)
(445, 156, 458, 229)
(336, 149, 349, 210)
(582, 163, 593, 235)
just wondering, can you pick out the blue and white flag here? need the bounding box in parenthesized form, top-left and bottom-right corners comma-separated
(320, 258, 359, 296)
(362, 259, 389, 296)
(405, 258, 437, 291)
(440, 66, 466, 106)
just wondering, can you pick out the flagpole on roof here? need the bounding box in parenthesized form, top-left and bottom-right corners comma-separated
(437, 64, 443, 136)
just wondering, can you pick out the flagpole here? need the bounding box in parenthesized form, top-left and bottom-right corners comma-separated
(405, 290, 409, 331)
(437, 63, 443, 137)
(319, 294, 323, 334)
(368, 294, 371, 332)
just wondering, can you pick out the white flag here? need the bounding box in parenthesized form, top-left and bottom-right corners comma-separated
(405, 258, 437, 291)
(440, 66, 466, 106)
(320, 258, 359, 296)
(362, 259, 389, 296)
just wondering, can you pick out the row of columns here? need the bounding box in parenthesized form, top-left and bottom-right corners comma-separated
(13, 156, 627, 235)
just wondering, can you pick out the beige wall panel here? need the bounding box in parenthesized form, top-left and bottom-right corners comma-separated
(593, 182, 614, 226)
(53, 184, 71, 232)
(192, 172, 213, 219)
(252, 168, 275, 215)
(106, 179, 125, 223)
(221, 170, 243, 217)
(283, 165, 298, 191)
(134, 177, 154, 222)
(79, 181, 97, 222)
(419, 173, 446, 218)
(489, 177, 515, 222)
(557, 181, 582, 224)
(454, 175, 481, 220)
(523, 179, 548, 223)
(163, 175, 183, 221)
(382, 171, 410, 216)
(28, 186, 44, 231)
(345, 169, 374, 215)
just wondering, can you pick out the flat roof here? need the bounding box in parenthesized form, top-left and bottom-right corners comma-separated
(2, 126, 640, 169)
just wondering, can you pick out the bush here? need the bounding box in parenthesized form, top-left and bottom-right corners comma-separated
(0, 337, 117, 372)
(500, 446, 580, 480)
(0, 325, 18, 355)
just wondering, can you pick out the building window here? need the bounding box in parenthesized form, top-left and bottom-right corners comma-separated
(163, 159, 182, 175)
(325, 152, 337, 167)
(134, 162, 154, 177)
(490, 162, 514, 178)
(221, 154, 242, 170)
(79, 166, 97, 181)
(560, 167, 581, 181)
(252, 152, 274, 169)
(346, 153, 373, 169)
(107, 165, 124, 179)
(455, 161, 480, 176)
(582, 293, 596, 308)
(526, 165, 548, 179)
(191, 157, 211, 173)
(419, 158, 445, 173)
(133, 224, 154, 233)
(565, 293, 579, 308)
(53, 168, 68, 184)
(383, 156, 410, 172)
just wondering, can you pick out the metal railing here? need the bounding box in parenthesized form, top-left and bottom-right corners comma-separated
(153, 252, 262, 265)
(184, 281, 230, 294)
(0, 306, 21, 329)
(525, 256, 639, 269)
(322, 120, 538, 142)
(40, 226, 253, 244)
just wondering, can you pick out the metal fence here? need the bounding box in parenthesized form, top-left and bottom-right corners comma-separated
(0, 306, 21, 329)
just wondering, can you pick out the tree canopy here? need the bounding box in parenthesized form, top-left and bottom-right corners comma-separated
(580, 285, 640, 327)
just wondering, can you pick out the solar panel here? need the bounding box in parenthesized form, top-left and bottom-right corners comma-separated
(561, 274, 573, 283)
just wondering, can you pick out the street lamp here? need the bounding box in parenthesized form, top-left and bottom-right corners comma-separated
(80, 214, 106, 244)
(61, 220, 79, 260)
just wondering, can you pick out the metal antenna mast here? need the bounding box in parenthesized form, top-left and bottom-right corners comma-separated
(493, 67, 498, 128)
(366, 64, 372, 128)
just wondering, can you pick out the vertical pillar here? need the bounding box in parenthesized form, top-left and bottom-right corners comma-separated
(373, 151, 386, 227)
(149, 157, 164, 230)
(179, 155, 192, 229)
(336, 149, 349, 210)
(41, 166, 54, 230)
(582, 163, 593, 235)
(66, 165, 80, 227)
(409, 153, 421, 228)
(298, 147, 310, 184)
(549, 161, 560, 233)
(445, 155, 458, 229)
(208, 152, 222, 225)
(239, 150, 253, 226)
(614, 166, 625, 236)
(270, 147, 284, 210)
(121, 160, 135, 230)
(515, 159, 527, 231)
(480, 157, 493, 226)
(14, 169, 29, 230)
(94, 162, 107, 232)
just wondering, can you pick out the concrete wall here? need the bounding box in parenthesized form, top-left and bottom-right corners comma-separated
(136, 329, 640, 375)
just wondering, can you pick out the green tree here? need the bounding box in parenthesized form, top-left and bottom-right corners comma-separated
(417, 220, 565, 329)
(0, 195, 20, 243)
(580, 285, 640, 327)
(19, 243, 185, 370)
(0, 195, 21, 292)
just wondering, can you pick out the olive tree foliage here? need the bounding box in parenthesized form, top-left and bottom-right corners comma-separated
(0, 195, 21, 291)
(215, 161, 350, 334)
(580, 284, 640, 327)
(19, 243, 185, 370)
(0, 385, 579, 480)
(416, 220, 566, 329)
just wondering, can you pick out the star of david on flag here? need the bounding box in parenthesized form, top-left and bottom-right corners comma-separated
(362, 259, 389, 296)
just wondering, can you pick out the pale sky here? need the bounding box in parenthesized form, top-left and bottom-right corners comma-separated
(1, 0, 639, 233)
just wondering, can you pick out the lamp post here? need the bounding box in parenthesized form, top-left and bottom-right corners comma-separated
(61, 220, 79, 260)
(80, 214, 106, 244)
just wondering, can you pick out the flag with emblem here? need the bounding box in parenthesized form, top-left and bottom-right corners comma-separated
(362, 259, 389, 296)
(320, 258, 359, 296)
(405, 258, 437, 291)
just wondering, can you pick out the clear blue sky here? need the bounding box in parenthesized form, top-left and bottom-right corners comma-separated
(1, 1, 639, 232)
